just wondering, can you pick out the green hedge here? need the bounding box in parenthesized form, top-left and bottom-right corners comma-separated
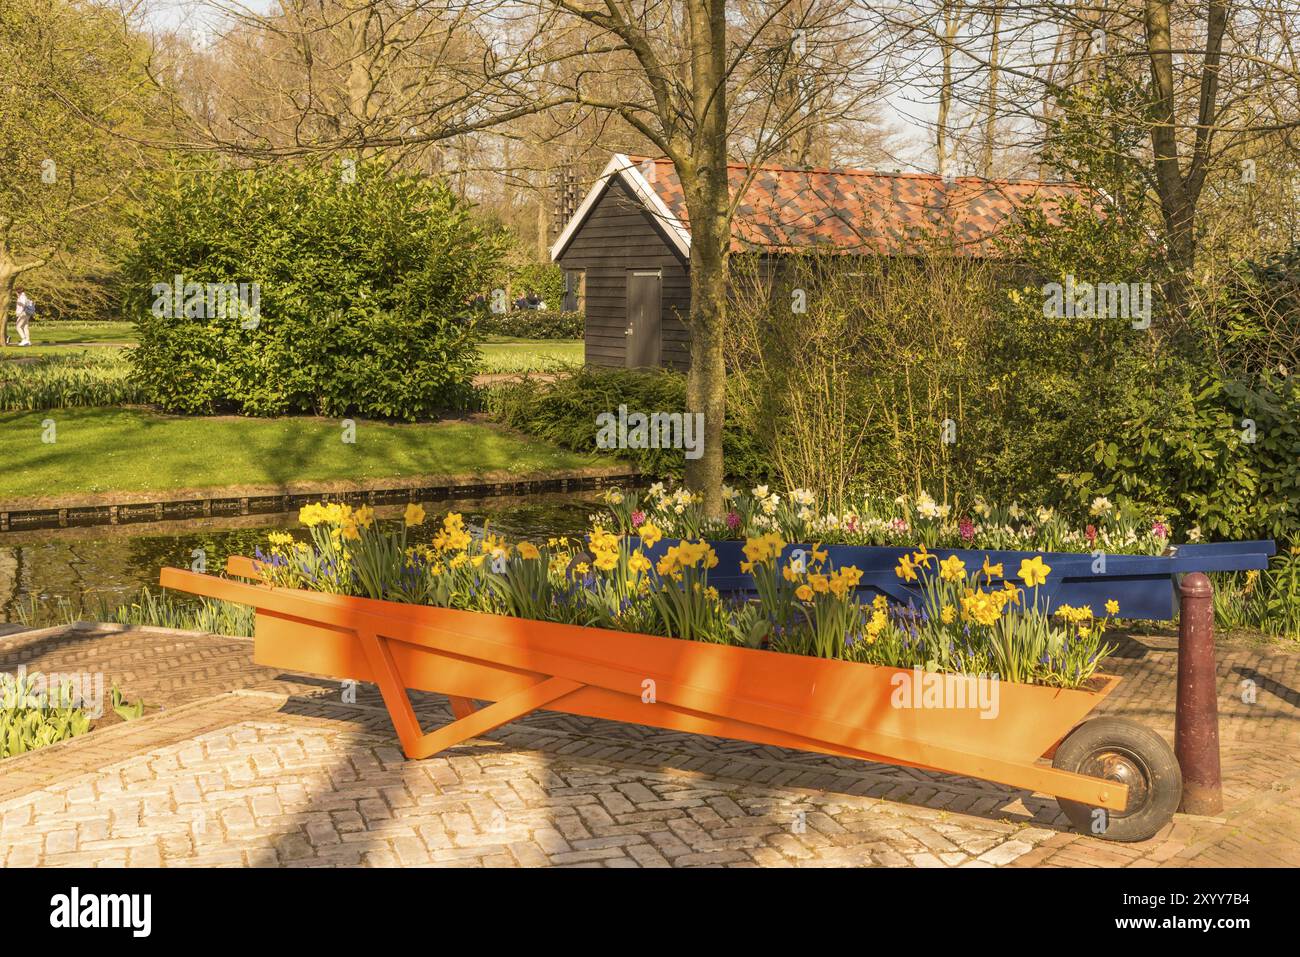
(485, 366, 771, 482)
(1070, 369, 1300, 542)
(123, 160, 503, 420)
(478, 310, 584, 339)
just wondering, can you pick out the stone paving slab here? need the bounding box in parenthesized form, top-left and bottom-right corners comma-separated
(0, 702, 1065, 868)
(0, 623, 1296, 867)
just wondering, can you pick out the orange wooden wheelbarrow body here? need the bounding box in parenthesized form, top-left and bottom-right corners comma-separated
(160, 558, 1130, 811)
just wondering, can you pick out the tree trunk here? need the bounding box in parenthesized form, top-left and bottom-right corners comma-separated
(982, 5, 1002, 178)
(936, 0, 963, 177)
(679, 0, 730, 519)
(0, 272, 12, 347)
(1143, 0, 1229, 325)
(684, 219, 729, 518)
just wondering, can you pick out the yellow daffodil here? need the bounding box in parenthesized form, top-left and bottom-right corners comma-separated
(1018, 555, 1051, 587)
(404, 502, 426, 527)
(939, 554, 966, 582)
(981, 556, 1003, 581)
(1105, 599, 1120, 616)
(866, 609, 888, 641)
(895, 553, 918, 582)
(795, 584, 813, 602)
(298, 503, 325, 527)
(638, 522, 663, 548)
(1053, 604, 1094, 624)
(516, 541, 541, 560)
(960, 589, 1004, 626)
(742, 532, 786, 565)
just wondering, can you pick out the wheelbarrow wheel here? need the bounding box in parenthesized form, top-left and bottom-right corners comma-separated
(1052, 717, 1181, 842)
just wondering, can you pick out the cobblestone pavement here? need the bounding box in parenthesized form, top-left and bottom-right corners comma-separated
(0, 623, 1296, 867)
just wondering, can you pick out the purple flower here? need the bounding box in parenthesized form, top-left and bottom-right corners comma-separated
(726, 510, 741, 530)
(1153, 521, 1168, 540)
(631, 510, 646, 528)
(959, 518, 975, 541)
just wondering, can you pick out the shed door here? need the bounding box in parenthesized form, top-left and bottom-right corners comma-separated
(625, 270, 662, 368)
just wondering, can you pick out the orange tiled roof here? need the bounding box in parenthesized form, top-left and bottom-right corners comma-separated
(624, 156, 1085, 257)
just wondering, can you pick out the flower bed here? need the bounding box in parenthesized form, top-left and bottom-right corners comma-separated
(595, 485, 1275, 622)
(598, 483, 1178, 554)
(253, 500, 1126, 690)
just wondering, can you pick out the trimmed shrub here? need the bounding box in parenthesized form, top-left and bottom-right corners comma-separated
(484, 366, 771, 482)
(123, 160, 504, 420)
(478, 309, 584, 339)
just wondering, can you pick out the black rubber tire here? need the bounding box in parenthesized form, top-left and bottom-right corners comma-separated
(1053, 717, 1182, 842)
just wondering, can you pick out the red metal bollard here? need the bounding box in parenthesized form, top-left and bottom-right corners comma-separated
(1175, 572, 1223, 815)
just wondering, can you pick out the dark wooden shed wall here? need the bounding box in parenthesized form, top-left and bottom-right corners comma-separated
(555, 176, 692, 372)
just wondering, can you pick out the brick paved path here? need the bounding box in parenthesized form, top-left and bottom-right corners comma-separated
(0, 623, 1296, 867)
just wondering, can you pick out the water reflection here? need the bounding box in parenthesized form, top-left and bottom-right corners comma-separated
(0, 492, 599, 622)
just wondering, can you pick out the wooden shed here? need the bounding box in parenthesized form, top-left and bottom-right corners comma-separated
(550, 153, 1082, 371)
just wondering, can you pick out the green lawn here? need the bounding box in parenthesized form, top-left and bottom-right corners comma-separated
(477, 338, 582, 374)
(1, 327, 579, 374)
(0, 407, 606, 502)
(1, 321, 137, 350)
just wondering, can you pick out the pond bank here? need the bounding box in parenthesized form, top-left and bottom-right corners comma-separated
(0, 467, 639, 533)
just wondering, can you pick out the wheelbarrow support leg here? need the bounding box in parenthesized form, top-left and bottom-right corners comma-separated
(1176, 572, 1223, 815)
(358, 628, 582, 760)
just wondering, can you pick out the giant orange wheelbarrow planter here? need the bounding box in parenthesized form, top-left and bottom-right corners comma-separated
(161, 558, 1183, 842)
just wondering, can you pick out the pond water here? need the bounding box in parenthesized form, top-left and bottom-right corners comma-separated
(0, 492, 600, 623)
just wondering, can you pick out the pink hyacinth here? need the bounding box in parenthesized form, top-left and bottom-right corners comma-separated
(1085, 524, 1097, 544)
(1153, 520, 1168, 540)
(959, 517, 974, 542)
(631, 510, 646, 528)
(726, 510, 741, 531)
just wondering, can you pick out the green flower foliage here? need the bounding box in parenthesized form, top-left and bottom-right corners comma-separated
(123, 159, 505, 420)
(0, 673, 92, 759)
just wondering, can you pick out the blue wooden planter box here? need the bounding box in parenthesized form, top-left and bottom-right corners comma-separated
(625, 538, 1276, 621)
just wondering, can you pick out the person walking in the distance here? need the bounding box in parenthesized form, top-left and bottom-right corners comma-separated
(14, 287, 35, 346)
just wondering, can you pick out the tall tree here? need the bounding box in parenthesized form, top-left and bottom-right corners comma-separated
(0, 0, 159, 338)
